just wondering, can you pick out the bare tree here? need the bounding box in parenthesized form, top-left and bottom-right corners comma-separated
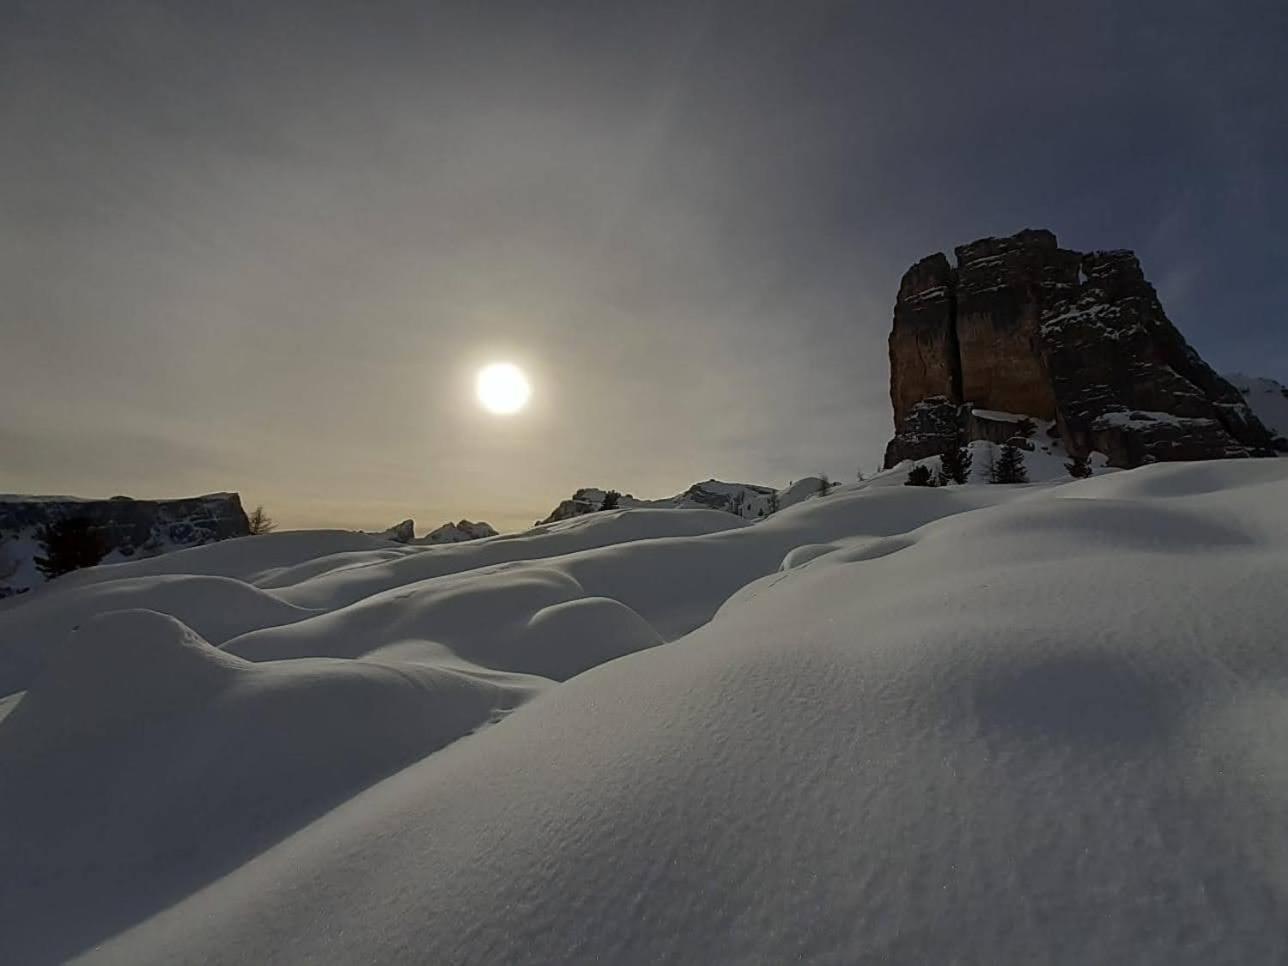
(247, 505, 276, 535)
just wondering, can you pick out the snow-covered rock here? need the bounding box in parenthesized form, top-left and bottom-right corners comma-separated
(418, 519, 499, 544)
(369, 518, 416, 543)
(538, 477, 826, 525)
(3, 461, 1288, 963)
(1226, 372, 1288, 450)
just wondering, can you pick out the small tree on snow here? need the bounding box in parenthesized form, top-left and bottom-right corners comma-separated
(905, 464, 934, 487)
(600, 490, 621, 511)
(767, 490, 781, 514)
(989, 442, 1029, 484)
(34, 517, 108, 579)
(247, 505, 276, 535)
(1016, 417, 1038, 439)
(816, 474, 831, 497)
(936, 441, 973, 485)
(1065, 454, 1093, 479)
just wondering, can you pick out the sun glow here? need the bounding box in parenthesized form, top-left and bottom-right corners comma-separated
(475, 362, 531, 415)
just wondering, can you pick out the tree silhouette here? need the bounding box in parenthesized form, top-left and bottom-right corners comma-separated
(990, 442, 1029, 484)
(600, 490, 621, 511)
(34, 517, 108, 579)
(247, 505, 276, 535)
(1065, 455, 1093, 479)
(936, 441, 973, 485)
(906, 464, 935, 487)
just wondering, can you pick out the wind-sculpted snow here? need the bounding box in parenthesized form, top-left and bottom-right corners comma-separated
(2, 460, 1288, 963)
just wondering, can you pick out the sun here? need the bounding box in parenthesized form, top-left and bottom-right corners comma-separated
(475, 362, 531, 415)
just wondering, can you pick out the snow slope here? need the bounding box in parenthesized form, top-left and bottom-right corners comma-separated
(3, 460, 1288, 963)
(1227, 371, 1288, 444)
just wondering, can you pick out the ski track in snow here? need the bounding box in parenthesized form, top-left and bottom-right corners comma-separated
(2, 459, 1288, 963)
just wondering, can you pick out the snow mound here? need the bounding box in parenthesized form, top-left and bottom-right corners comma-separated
(4, 459, 1288, 963)
(0, 609, 535, 963)
(66, 459, 1288, 965)
(43, 528, 402, 590)
(0, 574, 313, 697)
(523, 596, 663, 681)
(0, 610, 248, 755)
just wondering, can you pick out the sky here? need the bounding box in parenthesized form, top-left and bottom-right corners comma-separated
(2, 0, 1285, 532)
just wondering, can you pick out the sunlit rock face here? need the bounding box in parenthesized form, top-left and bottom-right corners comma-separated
(884, 229, 1278, 468)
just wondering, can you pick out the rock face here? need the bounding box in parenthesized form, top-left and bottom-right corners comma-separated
(373, 519, 416, 544)
(0, 492, 250, 597)
(884, 229, 1278, 468)
(537, 480, 789, 526)
(419, 520, 499, 545)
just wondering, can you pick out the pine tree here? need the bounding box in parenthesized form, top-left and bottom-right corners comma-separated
(936, 441, 973, 485)
(817, 474, 831, 497)
(905, 464, 934, 487)
(600, 490, 621, 511)
(767, 490, 781, 514)
(1016, 417, 1038, 439)
(1065, 454, 1093, 479)
(34, 517, 108, 579)
(247, 505, 276, 535)
(990, 442, 1029, 484)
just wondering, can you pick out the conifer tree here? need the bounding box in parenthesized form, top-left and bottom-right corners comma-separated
(600, 490, 621, 511)
(990, 442, 1029, 484)
(936, 441, 973, 485)
(906, 464, 934, 487)
(34, 517, 108, 579)
(247, 505, 276, 535)
(1065, 455, 1093, 479)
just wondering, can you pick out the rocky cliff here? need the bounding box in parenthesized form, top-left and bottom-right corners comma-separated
(0, 492, 250, 597)
(884, 229, 1278, 468)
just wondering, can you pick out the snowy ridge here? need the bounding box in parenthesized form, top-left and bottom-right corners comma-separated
(539, 476, 826, 524)
(1227, 371, 1288, 446)
(2, 461, 1288, 962)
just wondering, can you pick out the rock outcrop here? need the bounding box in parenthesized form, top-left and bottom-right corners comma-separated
(884, 229, 1278, 468)
(371, 519, 416, 544)
(419, 520, 499, 544)
(0, 492, 250, 597)
(536, 479, 795, 526)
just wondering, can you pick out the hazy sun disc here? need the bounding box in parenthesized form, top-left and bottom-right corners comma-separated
(476, 362, 531, 414)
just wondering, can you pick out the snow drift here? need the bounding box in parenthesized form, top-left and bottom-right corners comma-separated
(2, 460, 1288, 963)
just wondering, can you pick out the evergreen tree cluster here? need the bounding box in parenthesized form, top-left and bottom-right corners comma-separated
(34, 517, 108, 580)
(905, 439, 973, 487)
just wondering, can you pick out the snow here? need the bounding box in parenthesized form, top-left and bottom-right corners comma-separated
(1226, 371, 1288, 440)
(1092, 408, 1216, 431)
(969, 407, 1030, 422)
(2, 459, 1288, 962)
(884, 434, 1112, 486)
